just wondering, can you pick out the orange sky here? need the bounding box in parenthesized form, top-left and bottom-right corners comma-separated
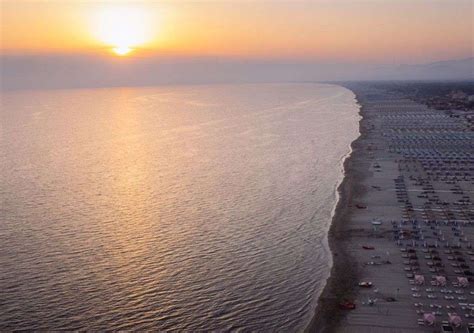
(1, 0, 472, 63)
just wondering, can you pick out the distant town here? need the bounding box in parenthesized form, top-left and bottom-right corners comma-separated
(377, 82, 474, 111)
(371, 82, 474, 131)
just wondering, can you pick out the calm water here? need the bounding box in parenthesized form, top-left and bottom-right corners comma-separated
(0, 83, 359, 331)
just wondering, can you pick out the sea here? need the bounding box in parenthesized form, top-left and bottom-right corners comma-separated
(0, 83, 360, 331)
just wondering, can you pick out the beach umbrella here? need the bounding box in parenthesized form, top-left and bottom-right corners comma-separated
(423, 313, 436, 326)
(448, 313, 462, 327)
(435, 276, 446, 286)
(457, 276, 469, 288)
(415, 275, 425, 285)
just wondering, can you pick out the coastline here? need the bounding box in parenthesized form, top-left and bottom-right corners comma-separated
(307, 82, 474, 332)
(306, 87, 369, 332)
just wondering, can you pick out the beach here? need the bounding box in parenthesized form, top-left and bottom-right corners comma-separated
(308, 83, 474, 332)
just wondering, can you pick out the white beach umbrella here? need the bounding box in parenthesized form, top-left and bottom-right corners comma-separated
(448, 313, 462, 327)
(457, 277, 469, 288)
(423, 313, 436, 326)
(415, 275, 425, 285)
(435, 276, 446, 286)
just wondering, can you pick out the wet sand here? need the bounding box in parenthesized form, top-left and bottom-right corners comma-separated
(306, 85, 368, 333)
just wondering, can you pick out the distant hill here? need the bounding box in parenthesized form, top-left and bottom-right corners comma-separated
(385, 58, 474, 80)
(1, 54, 473, 90)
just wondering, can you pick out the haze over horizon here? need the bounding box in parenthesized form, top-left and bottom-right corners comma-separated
(1, 0, 473, 89)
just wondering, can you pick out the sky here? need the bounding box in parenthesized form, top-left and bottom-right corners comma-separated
(1, 0, 473, 88)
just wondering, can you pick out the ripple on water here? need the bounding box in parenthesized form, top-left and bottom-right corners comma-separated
(0, 83, 359, 331)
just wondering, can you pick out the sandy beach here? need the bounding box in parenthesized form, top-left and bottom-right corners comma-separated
(307, 82, 474, 333)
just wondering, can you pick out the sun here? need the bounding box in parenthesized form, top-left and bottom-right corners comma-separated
(94, 5, 152, 56)
(113, 46, 132, 56)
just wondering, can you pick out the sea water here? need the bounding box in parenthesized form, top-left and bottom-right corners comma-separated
(0, 83, 359, 331)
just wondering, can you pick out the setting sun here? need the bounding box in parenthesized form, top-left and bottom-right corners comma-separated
(94, 5, 152, 55)
(113, 46, 132, 56)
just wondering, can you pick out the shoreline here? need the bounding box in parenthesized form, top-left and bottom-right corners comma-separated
(307, 82, 474, 332)
(306, 87, 370, 332)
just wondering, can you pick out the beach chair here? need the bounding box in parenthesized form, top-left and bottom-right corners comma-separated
(441, 321, 454, 332)
(468, 323, 474, 333)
